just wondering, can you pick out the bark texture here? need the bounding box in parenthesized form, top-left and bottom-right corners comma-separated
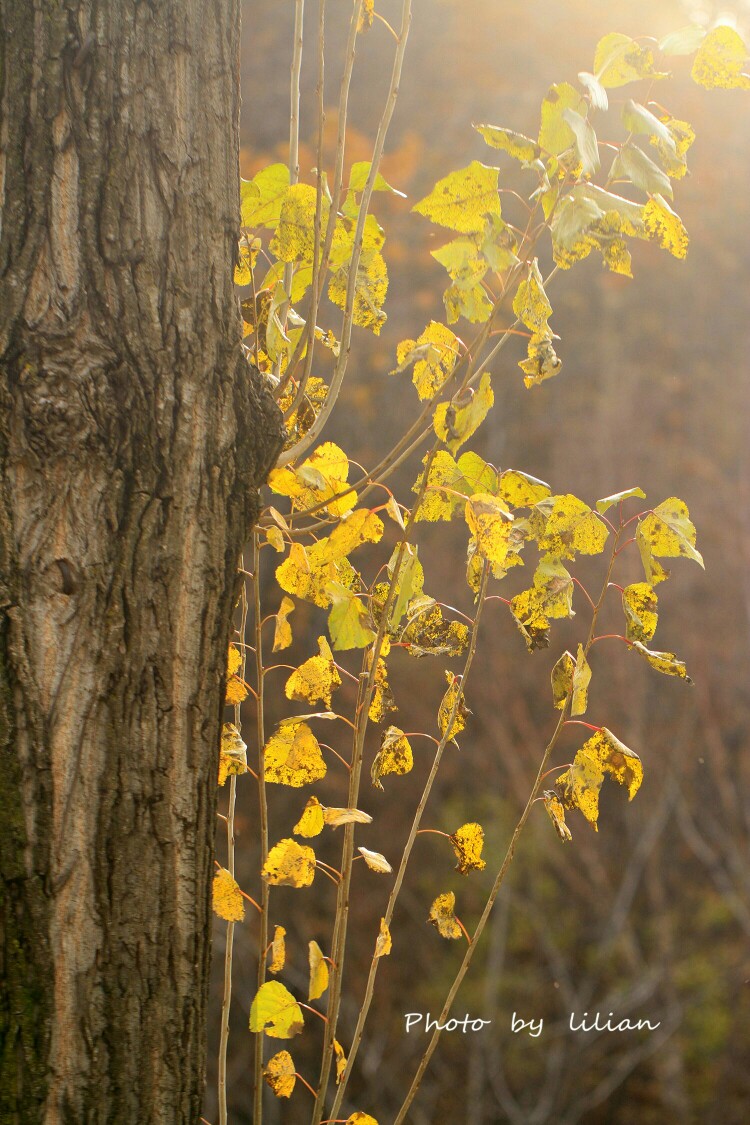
(0, 3, 283, 1122)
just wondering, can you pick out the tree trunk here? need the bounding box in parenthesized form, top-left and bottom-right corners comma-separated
(0, 3, 282, 1121)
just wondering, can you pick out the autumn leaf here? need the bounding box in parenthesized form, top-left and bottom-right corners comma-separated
(334, 1039, 348, 1083)
(543, 791, 573, 841)
(556, 728, 643, 831)
(433, 372, 494, 453)
(357, 0, 374, 33)
(643, 195, 689, 259)
(241, 163, 290, 229)
(212, 867, 245, 922)
(691, 25, 750, 89)
(596, 486, 646, 514)
(293, 795, 325, 838)
(412, 161, 501, 234)
(637, 497, 703, 583)
(218, 722, 248, 786)
(369, 657, 397, 722)
(308, 940, 329, 1001)
(264, 1050, 296, 1098)
(474, 123, 540, 162)
(428, 891, 463, 939)
(538, 82, 586, 158)
(538, 494, 609, 559)
(497, 469, 551, 508)
(269, 926, 287, 974)
(322, 806, 373, 828)
(285, 636, 342, 707)
(399, 596, 469, 658)
(593, 32, 667, 88)
(375, 917, 392, 957)
(450, 823, 487, 874)
(264, 720, 327, 787)
(631, 640, 692, 682)
(551, 651, 575, 710)
(465, 493, 525, 573)
(327, 583, 377, 650)
(571, 643, 592, 717)
(357, 847, 392, 874)
(512, 259, 553, 336)
(225, 644, 249, 705)
(262, 839, 317, 888)
(622, 582, 658, 642)
(393, 321, 459, 400)
(273, 596, 295, 652)
(346, 1115, 379, 1125)
(438, 671, 470, 742)
(371, 726, 413, 789)
(250, 980, 304, 1039)
(269, 441, 355, 517)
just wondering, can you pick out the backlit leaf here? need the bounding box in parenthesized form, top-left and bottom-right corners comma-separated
(474, 123, 540, 162)
(308, 941, 329, 1001)
(691, 25, 750, 89)
(219, 722, 248, 786)
(348, 160, 404, 196)
(328, 247, 388, 335)
(450, 822, 487, 874)
(571, 643, 591, 717)
(428, 891, 462, 939)
(659, 26, 706, 56)
(443, 277, 493, 324)
(497, 469, 551, 508)
(264, 720, 327, 787)
(346, 1115, 379, 1125)
(325, 508, 384, 558)
(543, 791, 573, 841)
(622, 582, 658, 642)
(561, 108, 600, 175)
(375, 918, 392, 957)
(510, 557, 574, 651)
(264, 1050, 296, 1098)
(285, 636, 342, 708)
(643, 195, 689, 259)
(622, 100, 676, 152)
(273, 596, 296, 652)
(369, 657, 397, 722)
(433, 372, 494, 453)
(465, 494, 524, 573)
(596, 486, 646, 514)
(242, 164, 290, 229)
(551, 651, 575, 710)
(399, 597, 470, 658)
(610, 143, 673, 199)
(412, 161, 501, 234)
(577, 70, 608, 111)
(538, 82, 586, 158)
(293, 795, 325, 838)
(518, 336, 563, 387)
(438, 671, 469, 742)
(631, 640, 692, 682)
(327, 583, 377, 650)
(250, 980, 304, 1039)
(322, 806, 373, 828)
(637, 498, 704, 576)
(213, 867, 245, 922)
(512, 259, 553, 336)
(594, 33, 667, 88)
(269, 441, 355, 517)
(357, 846, 392, 874)
(556, 728, 643, 831)
(269, 926, 287, 974)
(648, 115, 695, 180)
(415, 450, 499, 522)
(538, 494, 609, 559)
(371, 726, 413, 789)
(393, 321, 459, 401)
(262, 838, 316, 888)
(270, 183, 324, 262)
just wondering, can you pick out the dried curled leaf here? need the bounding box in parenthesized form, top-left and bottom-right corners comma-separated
(264, 720, 327, 787)
(285, 636, 342, 708)
(269, 925, 286, 974)
(369, 657, 397, 722)
(450, 822, 487, 874)
(400, 597, 469, 658)
(631, 641, 692, 682)
(262, 839, 316, 888)
(293, 795, 325, 838)
(264, 1050, 296, 1098)
(219, 722, 248, 786)
(543, 791, 573, 841)
(212, 867, 245, 922)
(375, 918, 392, 957)
(334, 1038, 347, 1084)
(622, 583, 658, 642)
(322, 806, 373, 828)
(357, 846, 392, 874)
(428, 891, 463, 939)
(551, 651, 575, 710)
(571, 643, 592, 717)
(250, 980, 304, 1039)
(438, 671, 470, 742)
(308, 940, 329, 1001)
(371, 726, 414, 789)
(555, 728, 643, 831)
(273, 596, 296, 652)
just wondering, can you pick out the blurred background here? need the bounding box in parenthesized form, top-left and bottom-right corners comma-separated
(207, 1, 750, 1121)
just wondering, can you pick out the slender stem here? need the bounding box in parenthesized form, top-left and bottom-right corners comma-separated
(328, 564, 491, 1119)
(252, 532, 270, 1124)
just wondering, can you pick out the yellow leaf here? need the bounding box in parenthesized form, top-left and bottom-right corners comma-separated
(649, 116, 695, 179)
(322, 806, 373, 828)
(270, 183, 327, 262)
(691, 25, 750, 89)
(242, 164, 290, 229)
(643, 195, 689, 259)
(518, 336, 563, 388)
(375, 917, 392, 957)
(357, 0, 374, 32)
(276, 540, 359, 609)
(265, 525, 285, 553)
(327, 583, 377, 650)
(250, 980, 304, 1039)
(594, 32, 667, 88)
(294, 795, 325, 838)
(262, 838, 317, 888)
(497, 469, 551, 508)
(225, 667, 249, 706)
(218, 722, 248, 786)
(438, 671, 469, 742)
(308, 940, 329, 1001)
(285, 636, 342, 708)
(264, 720, 327, 788)
(327, 509, 384, 558)
(212, 867, 245, 922)
(357, 846, 392, 874)
(399, 598, 469, 658)
(433, 372, 494, 453)
(269, 926, 287, 974)
(538, 82, 586, 157)
(393, 321, 460, 401)
(543, 791, 573, 841)
(412, 161, 501, 234)
(596, 486, 646, 514)
(443, 277, 493, 324)
(450, 822, 487, 874)
(328, 247, 388, 335)
(551, 651, 575, 710)
(622, 583, 658, 642)
(273, 596, 296, 652)
(369, 658, 397, 722)
(465, 493, 525, 573)
(346, 1115, 379, 1125)
(427, 891, 462, 939)
(556, 728, 643, 831)
(474, 123, 540, 162)
(510, 557, 574, 649)
(227, 645, 243, 677)
(264, 1049, 296, 1098)
(538, 494, 609, 559)
(631, 641, 692, 682)
(371, 726, 413, 790)
(334, 1039, 347, 1083)
(637, 498, 703, 579)
(512, 259, 553, 336)
(571, 643, 592, 717)
(268, 441, 355, 517)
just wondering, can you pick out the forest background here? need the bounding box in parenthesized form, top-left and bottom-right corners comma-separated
(206, 0, 750, 1121)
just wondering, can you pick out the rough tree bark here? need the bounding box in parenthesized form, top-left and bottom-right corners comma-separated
(0, 3, 282, 1122)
